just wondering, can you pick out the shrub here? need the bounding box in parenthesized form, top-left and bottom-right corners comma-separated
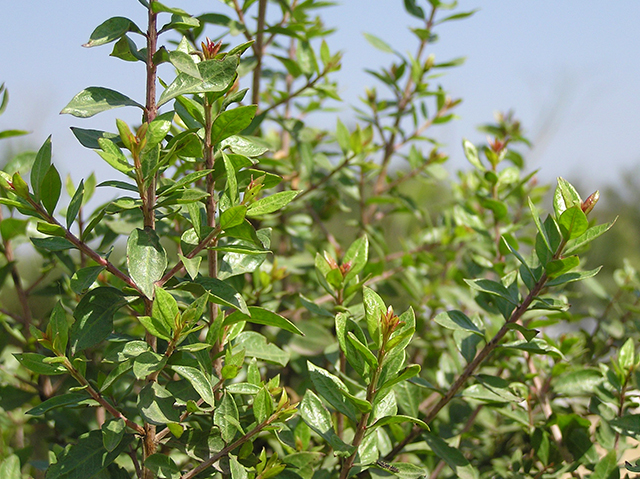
(0, 2, 636, 479)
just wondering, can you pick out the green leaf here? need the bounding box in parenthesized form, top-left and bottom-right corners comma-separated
(152, 286, 179, 334)
(138, 315, 172, 341)
(45, 430, 133, 479)
(501, 339, 563, 359)
(368, 414, 429, 432)
(41, 165, 62, 215)
(234, 332, 289, 367)
(70, 287, 127, 354)
(553, 177, 582, 217)
(194, 277, 249, 314)
(101, 418, 125, 452)
(127, 228, 167, 299)
(297, 40, 318, 76)
(172, 365, 215, 406)
(178, 253, 201, 280)
(138, 382, 180, 425)
(31, 237, 75, 252)
(564, 219, 616, 255)
(133, 351, 166, 379)
(433, 310, 484, 336)
(169, 50, 202, 79)
(423, 432, 479, 479)
(545, 266, 602, 287)
(363, 287, 386, 348)
(342, 235, 368, 283)
(465, 278, 519, 305)
(211, 105, 257, 145)
(462, 139, 483, 170)
(363, 32, 394, 53)
(591, 451, 618, 479)
(619, 338, 636, 371)
(0, 455, 20, 479)
(336, 313, 370, 380)
(67, 179, 85, 229)
(158, 55, 239, 106)
(307, 362, 358, 423)
(158, 169, 214, 197)
(246, 191, 300, 217)
(71, 128, 121, 150)
(83, 16, 142, 47)
(224, 306, 303, 336)
(378, 364, 421, 395)
(222, 151, 238, 206)
(404, 0, 425, 18)
(545, 255, 580, 278)
(144, 454, 180, 479)
(221, 135, 269, 157)
(26, 392, 94, 416)
(347, 332, 378, 369)
(253, 387, 273, 423)
(70, 265, 104, 295)
(220, 205, 247, 230)
(299, 390, 355, 457)
(214, 392, 240, 442)
(13, 353, 66, 375)
(553, 369, 603, 396)
(558, 206, 588, 241)
(49, 301, 69, 354)
(0, 218, 27, 241)
(62, 87, 143, 118)
(31, 136, 52, 201)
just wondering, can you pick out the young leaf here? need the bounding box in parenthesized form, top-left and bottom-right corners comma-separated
(342, 235, 369, 283)
(152, 286, 179, 334)
(363, 287, 386, 348)
(558, 206, 588, 241)
(172, 365, 215, 406)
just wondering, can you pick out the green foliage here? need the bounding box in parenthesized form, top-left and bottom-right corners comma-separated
(0, 2, 635, 479)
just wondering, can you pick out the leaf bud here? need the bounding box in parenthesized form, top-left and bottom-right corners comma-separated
(581, 190, 599, 215)
(201, 37, 222, 60)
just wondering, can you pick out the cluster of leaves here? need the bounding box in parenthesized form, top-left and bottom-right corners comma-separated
(0, 1, 639, 479)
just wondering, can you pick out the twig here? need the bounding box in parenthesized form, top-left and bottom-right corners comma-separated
(384, 272, 549, 460)
(251, 0, 267, 106)
(180, 413, 279, 479)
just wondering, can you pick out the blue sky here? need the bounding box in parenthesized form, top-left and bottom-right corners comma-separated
(0, 1, 638, 192)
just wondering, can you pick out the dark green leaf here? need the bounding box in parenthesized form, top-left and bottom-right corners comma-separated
(138, 382, 180, 425)
(101, 418, 125, 452)
(31, 136, 52, 201)
(13, 353, 66, 375)
(67, 179, 84, 229)
(26, 392, 94, 416)
(62, 87, 143, 118)
(70, 287, 127, 354)
(424, 432, 479, 479)
(31, 237, 75, 252)
(545, 267, 602, 287)
(433, 310, 484, 336)
(41, 165, 62, 215)
(70, 265, 104, 295)
(83, 16, 142, 47)
(45, 430, 133, 479)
